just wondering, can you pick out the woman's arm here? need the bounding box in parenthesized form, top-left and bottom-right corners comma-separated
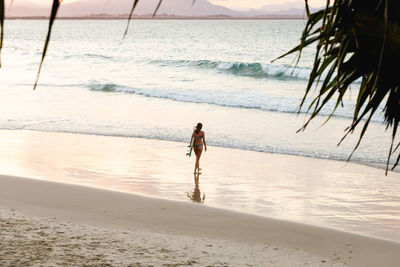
(203, 131, 207, 151)
(190, 132, 194, 147)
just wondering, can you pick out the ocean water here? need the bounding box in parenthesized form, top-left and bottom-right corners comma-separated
(0, 20, 399, 240)
(0, 19, 396, 168)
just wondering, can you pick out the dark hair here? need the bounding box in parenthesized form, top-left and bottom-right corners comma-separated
(195, 123, 202, 134)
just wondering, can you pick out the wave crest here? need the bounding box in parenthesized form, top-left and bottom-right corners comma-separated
(86, 81, 381, 122)
(150, 59, 316, 80)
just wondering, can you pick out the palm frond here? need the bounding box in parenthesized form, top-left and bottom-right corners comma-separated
(33, 0, 61, 90)
(282, 0, 400, 172)
(0, 0, 4, 68)
(123, 0, 140, 39)
(123, 0, 196, 37)
(152, 0, 164, 17)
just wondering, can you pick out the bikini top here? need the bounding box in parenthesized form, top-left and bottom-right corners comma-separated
(194, 132, 203, 139)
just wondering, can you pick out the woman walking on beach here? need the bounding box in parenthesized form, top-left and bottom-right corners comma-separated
(190, 123, 207, 174)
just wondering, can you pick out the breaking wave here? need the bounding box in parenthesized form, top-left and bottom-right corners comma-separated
(87, 81, 382, 122)
(150, 59, 325, 80)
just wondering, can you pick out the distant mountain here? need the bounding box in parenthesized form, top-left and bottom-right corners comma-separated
(257, 1, 306, 13)
(7, 0, 320, 18)
(133, 0, 240, 16)
(247, 1, 318, 16)
(8, 0, 240, 17)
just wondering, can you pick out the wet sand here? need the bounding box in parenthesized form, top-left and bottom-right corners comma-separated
(0, 130, 399, 241)
(1, 174, 400, 266)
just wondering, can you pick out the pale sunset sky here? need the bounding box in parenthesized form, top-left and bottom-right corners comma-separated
(209, 0, 325, 10)
(22, 0, 326, 10)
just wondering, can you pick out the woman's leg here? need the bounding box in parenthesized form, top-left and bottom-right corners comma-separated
(195, 147, 203, 173)
(194, 148, 199, 173)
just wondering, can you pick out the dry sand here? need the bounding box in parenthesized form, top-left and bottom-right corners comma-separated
(1, 174, 399, 266)
(0, 208, 328, 267)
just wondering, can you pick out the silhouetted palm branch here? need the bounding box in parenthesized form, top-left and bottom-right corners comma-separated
(124, 0, 164, 39)
(0, 0, 4, 67)
(277, 0, 400, 172)
(34, 0, 165, 87)
(33, 0, 61, 90)
(2, 0, 169, 87)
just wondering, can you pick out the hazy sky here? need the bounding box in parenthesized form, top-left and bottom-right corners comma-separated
(209, 0, 325, 10)
(21, 0, 326, 10)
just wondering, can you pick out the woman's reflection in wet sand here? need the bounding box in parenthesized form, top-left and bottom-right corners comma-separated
(187, 173, 205, 203)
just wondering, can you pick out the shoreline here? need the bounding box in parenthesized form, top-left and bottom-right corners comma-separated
(2, 173, 400, 244)
(1, 174, 400, 266)
(5, 15, 306, 20)
(1, 128, 394, 173)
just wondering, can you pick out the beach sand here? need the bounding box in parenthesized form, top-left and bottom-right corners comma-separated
(1, 174, 400, 266)
(0, 130, 399, 266)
